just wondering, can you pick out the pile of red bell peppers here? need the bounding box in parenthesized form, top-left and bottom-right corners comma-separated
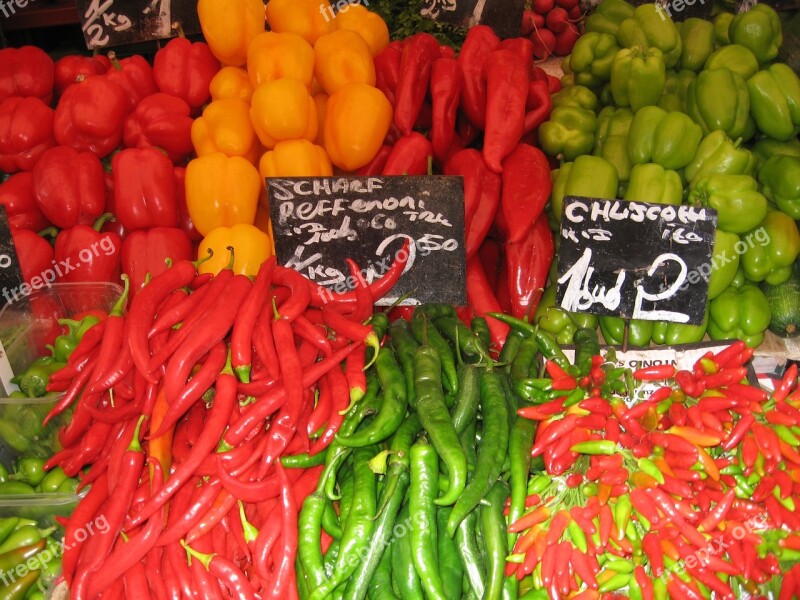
(0, 38, 219, 296)
(368, 28, 560, 351)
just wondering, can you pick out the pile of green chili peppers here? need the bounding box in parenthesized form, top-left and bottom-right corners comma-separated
(0, 514, 63, 600)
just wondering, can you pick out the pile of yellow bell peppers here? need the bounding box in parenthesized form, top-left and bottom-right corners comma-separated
(189, 0, 392, 275)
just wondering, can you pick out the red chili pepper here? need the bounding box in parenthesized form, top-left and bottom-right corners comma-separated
(773, 363, 798, 402)
(394, 33, 439, 136)
(501, 144, 552, 244)
(505, 213, 554, 319)
(633, 364, 676, 381)
(374, 41, 403, 106)
(711, 340, 746, 368)
(752, 422, 780, 462)
(699, 367, 747, 389)
(231, 258, 276, 382)
(467, 255, 509, 351)
(674, 370, 699, 396)
(429, 57, 461, 163)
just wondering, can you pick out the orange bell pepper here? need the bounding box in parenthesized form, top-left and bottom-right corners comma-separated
(314, 29, 376, 94)
(246, 32, 315, 89)
(185, 152, 260, 236)
(314, 93, 328, 146)
(265, 0, 334, 46)
(334, 4, 390, 57)
(198, 223, 273, 277)
(191, 98, 260, 164)
(250, 78, 318, 149)
(324, 82, 392, 171)
(209, 66, 254, 102)
(197, 0, 265, 67)
(259, 139, 333, 179)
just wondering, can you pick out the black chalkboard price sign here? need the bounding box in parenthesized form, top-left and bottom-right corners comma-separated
(0, 207, 25, 309)
(555, 197, 717, 325)
(77, 0, 201, 50)
(421, 0, 524, 39)
(267, 176, 466, 306)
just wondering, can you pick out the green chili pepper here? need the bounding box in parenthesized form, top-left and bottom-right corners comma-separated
(507, 413, 536, 549)
(36, 467, 69, 494)
(570, 440, 618, 455)
(510, 336, 540, 383)
(498, 330, 524, 369)
(392, 502, 424, 599)
(388, 320, 420, 409)
(567, 519, 588, 553)
(366, 545, 398, 600)
(613, 494, 632, 541)
(11, 458, 46, 488)
(598, 571, 632, 592)
(436, 507, 463, 600)
(321, 499, 342, 540)
(637, 457, 665, 484)
(450, 365, 481, 437)
(323, 539, 340, 581)
(454, 510, 485, 598)
(480, 481, 510, 600)
(298, 492, 330, 591)
(412, 312, 459, 394)
(573, 328, 600, 376)
(0, 520, 18, 548)
(0, 482, 35, 495)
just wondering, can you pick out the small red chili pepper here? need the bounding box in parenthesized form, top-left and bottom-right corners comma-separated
(712, 340, 746, 368)
(633, 364, 676, 381)
(773, 363, 798, 402)
(675, 370, 699, 396)
(231, 257, 276, 383)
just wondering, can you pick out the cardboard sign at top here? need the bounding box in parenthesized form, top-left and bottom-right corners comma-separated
(421, 0, 525, 38)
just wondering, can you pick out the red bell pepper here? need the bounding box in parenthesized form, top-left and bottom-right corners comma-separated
(483, 49, 529, 173)
(525, 81, 552, 133)
(0, 173, 49, 231)
(104, 52, 157, 111)
(0, 46, 54, 105)
(153, 37, 220, 110)
(173, 167, 202, 243)
(0, 97, 55, 174)
(122, 93, 194, 165)
(100, 171, 126, 240)
(112, 147, 179, 231)
(54, 55, 109, 97)
(53, 76, 128, 158)
(374, 41, 404, 107)
(382, 132, 433, 176)
(505, 213, 554, 319)
(32, 146, 106, 229)
(121, 227, 193, 293)
(430, 57, 462, 163)
(54, 215, 121, 283)
(466, 254, 509, 350)
(457, 26, 500, 130)
(356, 144, 392, 176)
(10, 226, 54, 288)
(394, 33, 440, 136)
(444, 149, 501, 259)
(501, 144, 552, 244)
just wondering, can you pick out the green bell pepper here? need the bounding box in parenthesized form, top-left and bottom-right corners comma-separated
(752, 137, 800, 165)
(708, 229, 741, 300)
(652, 311, 708, 346)
(747, 63, 800, 142)
(623, 163, 683, 206)
(741, 210, 800, 285)
(708, 283, 771, 347)
(628, 105, 702, 170)
(617, 3, 683, 69)
(550, 155, 619, 224)
(684, 131, 756, 188)
(757, 155, 800, 220)
(687, 174, 768, 234)
(539, 107, 598, 162)
(713, 12, 734, 46)
(658, 69, 695, 113)
(565, 33, 620, 91)
(593, 106, 634, 182)
(686, 68, 754, 142)
(704, 44, 759, 81)
(728, 4, 782, 65)
(534, 285, 599, 346)
(679, 18, 715, 72)
(610, 46, 666, 112)
(599, 316, 654, 347)
(585, 0, 635, 37)
(551, 85, 599, 112)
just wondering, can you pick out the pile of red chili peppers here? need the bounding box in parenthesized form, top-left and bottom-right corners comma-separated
(40, 246, 408, 599)
(498, 314, 800, 599)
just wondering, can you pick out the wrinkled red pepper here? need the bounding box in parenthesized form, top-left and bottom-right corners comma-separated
(356, 145, 392, 176)
(457, 26, 500, 130)
(525, 81, 552, 133)
(430, 57, 462, 163)
(10, 225, 54, 288)
(0, 97, 55, 173)
(112, 147, 179, 231)
(173, 167, 202, 243)
(122, 93, 194, 165)
(505, 213, 554, 319)
(394, 33, 440, 136)
(382, 132, 433, 176)
(54, 216, 121, 283)
(53, 76, 128, 158)
(54, 55, 109, 97)
(153, 37, 220, 110)
(483, 49, 529, 173)
(501, 144, 552, 244)
(0, 173, 50, 231)
(374, 41, 404, 107)
(0, 46, 54, 105)
(466, 255, 509, 350)
(444, 149, 501, 259)
(121, 227, 193, 293)
(32, 146, 106, 229)
(501, 37, 534, 64)
(478, 236, 503, 292)
(105, 52, 157, 111)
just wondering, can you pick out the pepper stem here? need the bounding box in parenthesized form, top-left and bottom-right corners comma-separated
(171, 21, 186, 38)
(192, 248, 214, 269)
(221, 348, 234, 376)
(363, 332, 380, 370)
(128, 414, 146, 452)
(427, 155, 434, 176)
(107, 51, 122, 71)
(238, 501, 259, 544)
(38, 227, 58, 240)
(110, 275, 130, 317)
(93, 213, 115, 232)
(181, 540, 213, 570)
(226, 246, 236, 271)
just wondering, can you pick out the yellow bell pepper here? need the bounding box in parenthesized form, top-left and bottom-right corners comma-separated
(250, 78, 318, 149)
(246, 31, 315, 89)
(186, 153, 261, 236)
(260, 139, 333, 179)
(198, 0, 265, 67)
(324, 82, 392, 171)
(334, 5, 390, 57)
(314, 29, 376, 95)
(191, 98, 261, 164)
(313, 92, 328, 146)
(198, 224, 273, 277)
(265, 0, 334, 46)
(210, 67, 254, 102)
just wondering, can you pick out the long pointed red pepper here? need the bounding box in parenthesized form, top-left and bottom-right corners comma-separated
(394, 33, 439, 136)
(483, 48, 529, 173)
(430, 57, 461, 163)
(231, 257, 276, 383)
